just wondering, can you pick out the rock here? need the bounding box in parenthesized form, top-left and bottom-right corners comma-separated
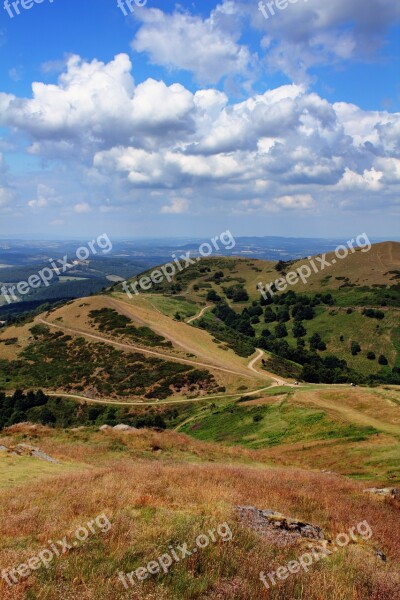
(113, 424, 137, 431)
(99, 424, 112, 431)
(12, 444, 59, 463)
(375, 549, 387, 562)
(236, 506, 324, 546)
(0, 445, 8, 452)
(363, 487, 400, 500)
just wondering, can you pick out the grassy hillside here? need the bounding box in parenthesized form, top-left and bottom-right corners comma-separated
(113, 242, 400, 383)
(0, 424, 399, 599)
(0, 245, 399, 599)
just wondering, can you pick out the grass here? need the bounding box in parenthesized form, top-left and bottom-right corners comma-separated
(0, 452, 86, 489)
(0, 424, 399, 599)
(177, 397, 378, 449)
(141, 295, 198, 320)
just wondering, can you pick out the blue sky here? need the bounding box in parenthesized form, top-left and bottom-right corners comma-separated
(0, 0, 399, 239)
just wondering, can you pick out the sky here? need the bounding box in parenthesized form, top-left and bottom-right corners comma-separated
(0, 0, 399, 240)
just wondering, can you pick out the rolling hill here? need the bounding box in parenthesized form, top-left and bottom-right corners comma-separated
(0, 243, 399, 599)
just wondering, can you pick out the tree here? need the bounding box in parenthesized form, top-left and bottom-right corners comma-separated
(206, 290, 221, 302)
(292, 304, 315, 321)
(367, 351, 376, 360)
(293, 321, 306, 338)
(310, 333, 326, 351)
(264, 307, 277, 323)
(275, 323, 288, 338)
(378, 354, 388, 365)
(275, 260, 287, 273)
(277, 307, 290, 323)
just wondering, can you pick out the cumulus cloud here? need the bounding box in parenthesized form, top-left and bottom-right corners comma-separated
(28, 184, 60, 209)
(0, 54, 195, 160)
(0, 53, 399, 218)
(130, 1, 400, 86)
(131, 4, 252, 85)
(247, 0, 400, 82)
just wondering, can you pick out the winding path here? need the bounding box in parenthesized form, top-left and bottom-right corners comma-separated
(187, 305, 212, 324)
(247, 348, 293, 387)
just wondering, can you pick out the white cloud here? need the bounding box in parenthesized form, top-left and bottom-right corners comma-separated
(161, 198, 190, 214)
(274, 194, 314, 209)
(131, 4, 252, 85)
(336, 168, 383, 191)
(0, 54, 399, 218)
(248, 0, 400, 82)
(28, 184, 60, 209)
(73, 202, 91, 213)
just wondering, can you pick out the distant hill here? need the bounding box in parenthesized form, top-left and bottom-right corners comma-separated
(115, 242, 400, 383)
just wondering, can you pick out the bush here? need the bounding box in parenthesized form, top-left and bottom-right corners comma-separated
(367, 351, 376, 360)
(206, 290, 221, 302)
(310, 333, 326, 351)
(275, 323, 288, 338)
(378, 355, 388, 365)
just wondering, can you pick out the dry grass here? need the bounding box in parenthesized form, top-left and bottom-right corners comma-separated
(0, 425, 399, 599)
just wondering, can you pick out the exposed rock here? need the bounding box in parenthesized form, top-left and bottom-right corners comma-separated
(113, 424, 133, 431)
(9, 444, 59, 463)
(375, 549, 387, 562)
(363, 487, 400, 499)
(236, 506, 324, 547)
(99, 424, 112, 431)
(0, 445, 7, 452)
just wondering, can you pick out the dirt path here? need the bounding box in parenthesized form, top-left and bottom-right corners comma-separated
(292, 392, 400, 436)
(38, 317, 254, 379)
(187, 305, 212, 324)
(44, 384, 275, 407)
(247, 348, 293, 387)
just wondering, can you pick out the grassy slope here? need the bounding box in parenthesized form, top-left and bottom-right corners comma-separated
(116, 242, 400, 374)
(173, 385, 400, 483)
(0, 424, 399, 600)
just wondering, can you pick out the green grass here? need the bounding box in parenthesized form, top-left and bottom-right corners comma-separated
(391, 327, 400, 368)
(252, 306, 399, 374)
(143, 295, 198, 319)
(0, 453, 86, 489)
(177, 398, 377, 449)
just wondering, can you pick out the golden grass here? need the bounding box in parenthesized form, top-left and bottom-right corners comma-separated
(0, 425, 399, 599)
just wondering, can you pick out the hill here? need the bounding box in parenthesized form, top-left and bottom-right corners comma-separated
(0, 244, 399, 599)
(112, 242, 400, 384)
